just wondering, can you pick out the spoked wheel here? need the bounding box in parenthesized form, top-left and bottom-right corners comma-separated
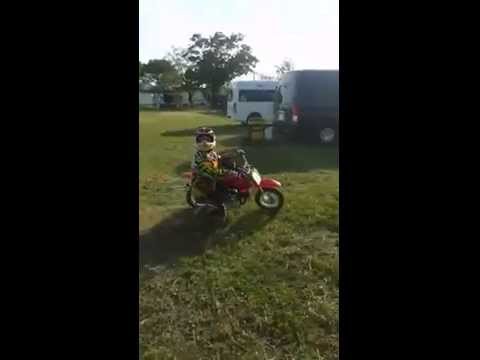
(255, 189, 284, 212)
(188, 189, 228, 223)
(319, 127, 336, 144)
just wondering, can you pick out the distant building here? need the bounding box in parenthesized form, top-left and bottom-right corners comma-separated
(139, 92, 155, 106)
(138, 81, 209, 108)
(139, 92, 165, 107)
(191, 90, 208, 106)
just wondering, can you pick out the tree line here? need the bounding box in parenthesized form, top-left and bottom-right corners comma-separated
(139, 32, 294, 108)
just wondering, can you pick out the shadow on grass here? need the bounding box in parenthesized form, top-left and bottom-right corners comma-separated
(175, 140, 337, 176)
(196, 110, 227, 118)
(139, 208, 215, 270)
(164, 122, 337, 175)
(162, 124, 245, 138)
(214, 209, 276, 247)
(139, 208, 277, 271)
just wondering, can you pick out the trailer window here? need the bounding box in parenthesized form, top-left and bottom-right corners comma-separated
(238, 90, 275, 102)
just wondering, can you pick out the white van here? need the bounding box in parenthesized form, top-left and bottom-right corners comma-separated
(227, 80, 278, 124)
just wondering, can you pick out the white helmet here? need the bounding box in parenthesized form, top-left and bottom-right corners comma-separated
(195, 127, 216, 152)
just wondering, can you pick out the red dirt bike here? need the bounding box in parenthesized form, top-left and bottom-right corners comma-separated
(183, 149, 284, 219)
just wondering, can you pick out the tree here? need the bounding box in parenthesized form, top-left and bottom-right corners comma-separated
(165, 47, 197, 104)
(143, 59, 175, 76)
(158, 69, 183, 90)
(139, 61, 144, 77)
(139, 73, 164, 93)
(258, 73, 275, 80)
(183, 32, 258, 107)
(275, 59, 295, 79)
(165, 47, 189, 75)
(140, 59, 181, 92)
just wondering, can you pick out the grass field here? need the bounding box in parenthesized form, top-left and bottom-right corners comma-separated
(139, 110, 339, 360)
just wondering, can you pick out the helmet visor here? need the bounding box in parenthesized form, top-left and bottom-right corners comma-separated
(196, 134, 214, 143)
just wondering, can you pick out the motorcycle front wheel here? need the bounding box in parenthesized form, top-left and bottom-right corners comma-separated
(255, 189, 284, 212)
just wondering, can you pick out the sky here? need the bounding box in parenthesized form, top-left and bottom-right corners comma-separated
(139, 0, 338, 78)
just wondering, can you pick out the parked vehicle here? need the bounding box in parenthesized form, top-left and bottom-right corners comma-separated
(227, 81, 278, 125)
(183, 149, 284, 221)
(273, 70, 339, 143)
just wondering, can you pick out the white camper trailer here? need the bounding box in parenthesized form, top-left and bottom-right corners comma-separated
(227, 80, 278, 124)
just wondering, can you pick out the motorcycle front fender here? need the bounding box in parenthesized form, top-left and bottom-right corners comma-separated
(259, 178, 282, 189)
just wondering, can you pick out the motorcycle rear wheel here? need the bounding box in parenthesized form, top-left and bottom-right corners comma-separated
(186, 188, 196, 208)
(188, 189, 228, 223)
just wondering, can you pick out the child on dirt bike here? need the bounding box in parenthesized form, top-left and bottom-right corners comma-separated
(191, 127, 238, 207)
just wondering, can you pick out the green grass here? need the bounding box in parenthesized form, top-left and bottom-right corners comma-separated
(140, 110, 339, 360)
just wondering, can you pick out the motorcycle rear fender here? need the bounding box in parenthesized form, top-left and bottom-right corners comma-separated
(259, 178, 282, 189)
